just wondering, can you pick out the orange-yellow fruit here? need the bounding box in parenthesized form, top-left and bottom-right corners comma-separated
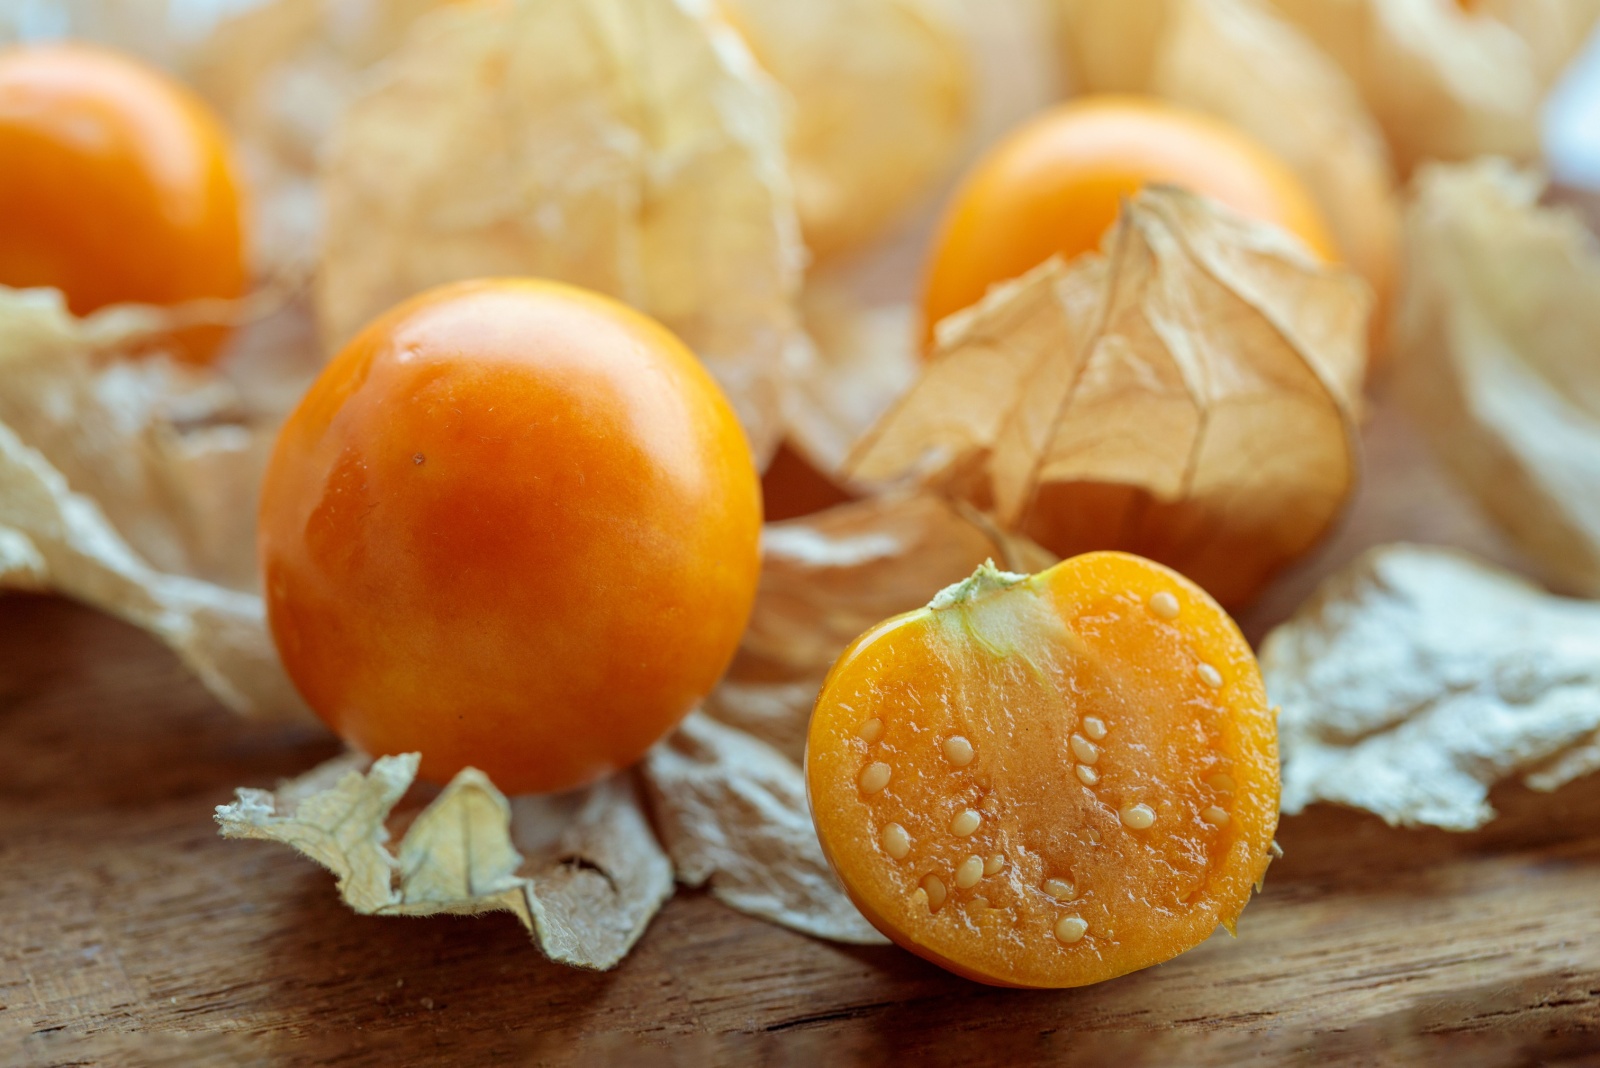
(260, 279, 763, 794)
(922, 95, 1335, 339)
(807, 552, 1278, 987)
(0, 43, 247, 363)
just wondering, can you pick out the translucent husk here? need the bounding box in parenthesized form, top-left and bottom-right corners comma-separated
(314, 0, 804, 464)
(0, 286, 307, 719)
(719, 0, 973, 260)
(191, 0, 447, 278)
(1263, 544, 1600, 830)
(1056, 0, 1400, 340)
(846, 186, 1368, 608)
(1392, 160, 1600, 597)
(1264, 0, 1600, 174)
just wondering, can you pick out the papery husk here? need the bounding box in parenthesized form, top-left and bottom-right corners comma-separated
(783, 277, 921, 478)
(217, 752, 675, 969)
(191, 0, 445, 278)
(1392, 159, 1600, 597)
(720, 0, 972, 260)
(1265, 0, 1600, 174)
(846, 186, 1367, 608)
(1262, 544, 1600, 830)
(316, 0, 803, 464)
(0, 287, 305, 719)
(642, 711, 886, 944)
(1057, 0, 1399, 342)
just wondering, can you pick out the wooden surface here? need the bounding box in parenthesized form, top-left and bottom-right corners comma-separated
(4, 402, 1600, 1066)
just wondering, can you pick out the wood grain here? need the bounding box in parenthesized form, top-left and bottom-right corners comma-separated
(3, 398, 1600, 1066)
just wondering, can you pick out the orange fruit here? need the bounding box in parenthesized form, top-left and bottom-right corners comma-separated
(922, 94, 1335, 339)
(0, 43, 247, 362)
(260, 279, 762, 794)
(807, 552, 1278, 987)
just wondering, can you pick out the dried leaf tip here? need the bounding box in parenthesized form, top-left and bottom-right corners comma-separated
(928, 559, 1030, 609)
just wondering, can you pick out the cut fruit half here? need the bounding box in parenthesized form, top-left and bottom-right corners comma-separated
(805, 551, 1278, 987)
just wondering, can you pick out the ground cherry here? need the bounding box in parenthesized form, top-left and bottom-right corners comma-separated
(921, 95, 1336, 339)
(0, 43, 246, 363)
(807, 553, 1278, 987)
(259, 279, 762, 794)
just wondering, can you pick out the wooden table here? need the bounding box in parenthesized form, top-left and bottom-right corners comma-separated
(4, 401, 1600, 1066)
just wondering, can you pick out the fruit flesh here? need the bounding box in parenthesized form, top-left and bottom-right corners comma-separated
(921, 95, 1335, 340)
(260, 278, 762, 794)
(0, 44, 247, 363)
(806, 552, 1278, 988)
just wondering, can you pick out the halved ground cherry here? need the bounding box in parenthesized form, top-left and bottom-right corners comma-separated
(921, 94, 1335, 340)
(806, 551, 1278, 987)
(259, 278, 762, 794)
(0, 43, 247, 363)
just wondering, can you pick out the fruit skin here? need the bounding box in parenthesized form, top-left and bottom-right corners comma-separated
(259, 278, 763, 794)
(806, 552, 1278, 988)
(0, 43, 247, 364)
(921, 94, 1335, 339)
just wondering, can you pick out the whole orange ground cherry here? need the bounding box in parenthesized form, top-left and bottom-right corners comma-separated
(807, 552, 1279, 987)
(0, 43, 247, 363)
(259, 279, 763, 794)
(921, 95, 1335, 338)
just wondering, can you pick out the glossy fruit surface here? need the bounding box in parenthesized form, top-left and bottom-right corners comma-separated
(0, 43, 246, 362)
(807, 552, 1278, 987)
(260, 278, 762, 794)
(922, 95, 1335, 336)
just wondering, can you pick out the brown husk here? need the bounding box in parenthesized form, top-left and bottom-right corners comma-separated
(1392, 159, 1600, 597)
(1263, 544, 1600, 830)
(1057, 0, 1400, 341)
(846, 186, 1368, 607)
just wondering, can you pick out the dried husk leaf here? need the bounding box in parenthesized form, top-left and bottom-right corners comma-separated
(846, 186, 1367, 608)
(191, 0, 446, 277)
(0, 287, 305, 718)
(1392, 160, 1600, 597)
(720, 0, 972, 259)
(216, 752, 675, 969)
(1265, 0, 1599, 174)
(1057, 0, 1400, 339)
(316, 0, 803, 463)
(642, 711, 886, 944)
(1262, 544, 1600, 830)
